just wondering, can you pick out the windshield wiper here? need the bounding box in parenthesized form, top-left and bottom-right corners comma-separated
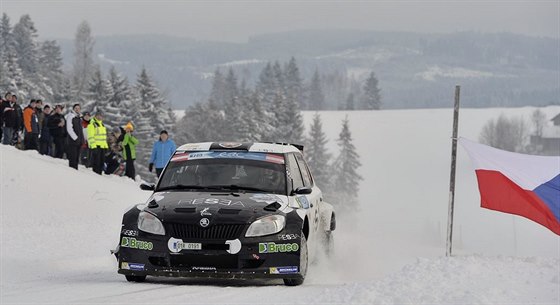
(207, 184, 270, 193)
(156, 184, 220, 192)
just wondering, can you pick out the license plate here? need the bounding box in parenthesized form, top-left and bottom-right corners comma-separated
(183, 243, 202, 250)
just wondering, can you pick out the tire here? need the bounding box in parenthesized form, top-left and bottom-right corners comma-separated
(125, 275, 146, 282)
(283, 233, 307, 286)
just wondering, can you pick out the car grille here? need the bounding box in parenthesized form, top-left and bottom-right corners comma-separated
(169, 254, 239, 269)
(166, 223, 245, 240)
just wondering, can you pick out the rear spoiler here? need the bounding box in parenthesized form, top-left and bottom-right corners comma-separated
(264, 142, 304, 153)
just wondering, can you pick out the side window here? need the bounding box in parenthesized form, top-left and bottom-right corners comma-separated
(287, 154, 304, 190)
(294, 153, 313, 187)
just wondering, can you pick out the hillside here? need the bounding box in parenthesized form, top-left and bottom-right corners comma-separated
(2, 106, 560, 304)
(56, 30, 560, 109)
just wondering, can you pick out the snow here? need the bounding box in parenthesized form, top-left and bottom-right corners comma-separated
(2, 106, 560, 304)
(217, 59, 264, 67)
(97, 53, 130, 65)
(415, 65, 515, 81)
(173, 109, 185, 120)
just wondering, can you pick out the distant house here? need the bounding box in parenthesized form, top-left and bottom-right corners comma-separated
(530, 113, 560, 155)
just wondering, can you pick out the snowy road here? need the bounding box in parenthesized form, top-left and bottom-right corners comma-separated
(2, 107, 560, 304)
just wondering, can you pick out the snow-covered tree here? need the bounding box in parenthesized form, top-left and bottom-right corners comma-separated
(256, 62, 277, 110)
(308, 69, 325, 110)
(0, 13, 15, 64)
(132, 67, 176, 179)
(332, 116, 362, 209)
(531, 109, 547, 137)
(306, 113, 332, 191)
(12, 14, 39, 76)
(72, 21, 95, 102)
(39, 40, 64, 99)
(107, 66, 132, 108)
(84, 66, 112, 114)
(362, 71, 382, 110)
(284, 57, 304, 109)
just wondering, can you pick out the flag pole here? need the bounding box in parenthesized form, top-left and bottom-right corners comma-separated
(446, 85, 461, 257)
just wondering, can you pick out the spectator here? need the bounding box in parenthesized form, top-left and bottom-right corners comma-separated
(80, 112, 91, 166)
(39, 105, 52, 155)
(35, 99, 45, 129)
(149, 130, 176, 177)
(1, 93, 18, 145)
(48, 104, 66, 158)
(23, 99, 39, 150)
(0, 92, 10, 143)
(105, 126, 124, 175)
(87, 111, 108, 175)
(13, 95, 24, 147)
(65, 104, 84, 169)
(121, 122, 138, 180)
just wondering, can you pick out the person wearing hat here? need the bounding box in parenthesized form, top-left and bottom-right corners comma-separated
(65, 103, 84, 169)
(149, 130, 176, 177)
(121, 122, 139, 180)
(47, 104, 66, 158)
(87, 111, 108, 175)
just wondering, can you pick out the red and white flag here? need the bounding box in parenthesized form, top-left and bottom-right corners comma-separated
(459, 137, 560, 235)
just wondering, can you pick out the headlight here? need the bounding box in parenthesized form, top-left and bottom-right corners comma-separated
(245, 215, 285, 237)
(138, 211, 165, 235)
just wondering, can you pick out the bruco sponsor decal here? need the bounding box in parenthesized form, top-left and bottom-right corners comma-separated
(120, 237, 153, 251)
(258, 242, 299, 254)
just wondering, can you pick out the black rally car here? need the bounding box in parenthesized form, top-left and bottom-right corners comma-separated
(114, 142, 336, 286)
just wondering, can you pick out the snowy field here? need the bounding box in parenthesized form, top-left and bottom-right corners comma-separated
(1, 106, 559, 304)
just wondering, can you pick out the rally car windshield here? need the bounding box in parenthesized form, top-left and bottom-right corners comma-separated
(157, 152, 287, 195)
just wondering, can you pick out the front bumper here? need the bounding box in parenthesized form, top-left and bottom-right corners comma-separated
(116, 231, 303, 280)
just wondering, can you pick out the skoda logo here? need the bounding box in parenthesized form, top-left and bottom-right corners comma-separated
(200, 218, 210, 228)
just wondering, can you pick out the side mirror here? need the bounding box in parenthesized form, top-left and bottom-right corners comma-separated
(293, 186, 312, 195)
(140, 183, 155, 191)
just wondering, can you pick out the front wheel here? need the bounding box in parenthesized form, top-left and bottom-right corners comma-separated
(125, 275, 146, 282)
(283, 233, 307, 286)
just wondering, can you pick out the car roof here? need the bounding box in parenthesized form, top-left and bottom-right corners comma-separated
(176, 142, 301, 154)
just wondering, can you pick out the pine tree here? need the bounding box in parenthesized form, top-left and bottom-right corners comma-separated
(284, 57, 304, 109)
(332, 116, 362, 209)
(223, 67, 238, 107)
(306, 113, 332, 191)
(84, 66, 113, 115)
(362, 71, 382, 110)
(308, 69, 325, 110)
(0, 13, 15, 64)
(72, 21, 95, 102)
(132, 67, 176, 179)
(12, 15, 39, 75)
(272, 61, 285, 94)
(256, 62, 277, 110)
(209, 68, 226, 107)
(39, 40, 64, 100)
(107, 65, 131, 107)
(3, 49, 23, 95)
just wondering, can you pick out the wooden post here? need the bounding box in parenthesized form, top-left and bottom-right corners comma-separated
(446, 85, 461, 257)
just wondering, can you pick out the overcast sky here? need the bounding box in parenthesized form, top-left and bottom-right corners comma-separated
(2, 0, 558, 42)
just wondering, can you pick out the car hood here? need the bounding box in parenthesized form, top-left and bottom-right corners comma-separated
(143, 191, 290, 224)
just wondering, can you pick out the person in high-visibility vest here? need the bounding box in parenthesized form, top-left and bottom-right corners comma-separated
(87, 111, 108, 175)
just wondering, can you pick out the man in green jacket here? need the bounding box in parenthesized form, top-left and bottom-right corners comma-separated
(121, 122, 139, 180)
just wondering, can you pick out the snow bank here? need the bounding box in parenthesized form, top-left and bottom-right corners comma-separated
(1, 106, 559, 304)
